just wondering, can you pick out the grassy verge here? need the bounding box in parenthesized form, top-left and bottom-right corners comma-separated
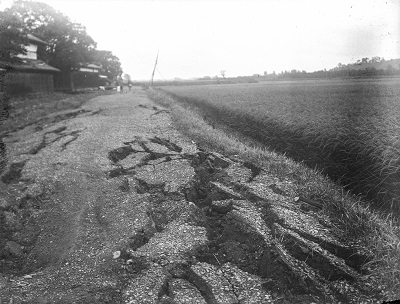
(147, 88, 400, 301)
(0, 90, 113, 136)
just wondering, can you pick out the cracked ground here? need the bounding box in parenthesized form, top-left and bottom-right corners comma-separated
(0, 88, 379, 303)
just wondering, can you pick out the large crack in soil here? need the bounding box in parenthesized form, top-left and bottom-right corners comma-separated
(0, 130, 378, 302)
(1, 126, 85, 185)
(28, 127, 84, 155)
(0, 183, 47, 274)
(1, 160, 27, 184)
(105, 136, 378, 303)
(0, 121, 88, 275)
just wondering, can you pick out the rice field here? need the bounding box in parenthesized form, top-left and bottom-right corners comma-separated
(162, 78, 400, 213)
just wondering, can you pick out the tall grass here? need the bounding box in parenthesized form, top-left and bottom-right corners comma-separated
(147, 88, 400, 300)
(160, 79, 400, 214)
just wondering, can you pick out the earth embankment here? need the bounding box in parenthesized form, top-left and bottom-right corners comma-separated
(0, 87, 385, 303)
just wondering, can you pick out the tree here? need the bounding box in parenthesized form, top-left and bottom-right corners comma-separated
(6, 0, 96, 70)
(361, 57, 369, 64)
(0, 10, 28, 65)
(371, 56, 381, 63)
(220, 70, 226, 78)
(386, 64, 395, 73)
(0, 9, 28, 126)
(90, 50, 122, 80)
(123, 73, 131, 83)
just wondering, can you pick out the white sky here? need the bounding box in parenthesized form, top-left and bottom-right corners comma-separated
(1, 0, 399, 80)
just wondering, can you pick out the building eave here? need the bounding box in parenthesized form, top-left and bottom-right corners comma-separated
(27, 34, 47, 45)
(0, 60, 60, 73)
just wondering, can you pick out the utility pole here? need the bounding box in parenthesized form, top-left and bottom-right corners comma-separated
(150, 51, 159, 87)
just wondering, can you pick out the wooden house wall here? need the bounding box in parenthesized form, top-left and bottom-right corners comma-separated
(73, 71, 102, 88)
(5, 72, 55, 94)
(54, 71, 73, 92)
(54, 70, 103, 91)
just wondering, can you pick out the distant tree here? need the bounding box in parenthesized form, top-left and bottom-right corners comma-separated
(90, 50, 122, 80)
(371, 56, 381, 63)
(6, 0, 96, 70)
(0, 10, 28, 65)
(123, 73, 131, 83)
(387, 64, 395, 73)
(220, 70, 226, 78)
(263, 71, 268, 76)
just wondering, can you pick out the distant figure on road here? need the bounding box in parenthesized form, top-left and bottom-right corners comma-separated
(128, 82, 132, 91)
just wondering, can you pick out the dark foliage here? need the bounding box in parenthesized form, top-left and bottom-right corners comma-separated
(5, 0, 97, 70)
(90, 49, 123, 80)
(0, 10, 28, 65)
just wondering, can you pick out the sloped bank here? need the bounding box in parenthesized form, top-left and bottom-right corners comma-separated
(0, 130, 384, 303)
(147, 88, 400, 302)
(106, 136, 377, 303)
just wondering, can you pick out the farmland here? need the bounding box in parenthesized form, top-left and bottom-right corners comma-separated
(161, 78, 400, 213)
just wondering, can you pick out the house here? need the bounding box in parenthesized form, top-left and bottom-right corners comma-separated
(0, 34, 60, 94)
(54, 62, 109, 92)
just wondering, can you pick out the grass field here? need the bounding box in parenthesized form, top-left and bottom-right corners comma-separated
(161, 78, 400, 213)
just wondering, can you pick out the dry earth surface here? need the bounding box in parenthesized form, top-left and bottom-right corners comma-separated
(0, 87, 379, 303)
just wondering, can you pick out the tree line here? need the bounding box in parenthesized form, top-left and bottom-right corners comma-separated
(0, 0, 122, 80)
(265, 57, 400, 80)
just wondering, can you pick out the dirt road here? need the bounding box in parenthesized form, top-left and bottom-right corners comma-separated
(1, 88, 197, 302)
(0, 88, 379, 303)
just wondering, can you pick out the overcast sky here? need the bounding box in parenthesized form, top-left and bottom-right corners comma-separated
(1, 0, 399, 80)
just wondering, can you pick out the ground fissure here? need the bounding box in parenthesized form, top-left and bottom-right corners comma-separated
(105, 134, 378, 303)
(0, 88, 383, 303)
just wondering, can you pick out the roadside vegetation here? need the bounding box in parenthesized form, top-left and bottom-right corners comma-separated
(147, 88, 400, 301)
(0, 90, 113, 136)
